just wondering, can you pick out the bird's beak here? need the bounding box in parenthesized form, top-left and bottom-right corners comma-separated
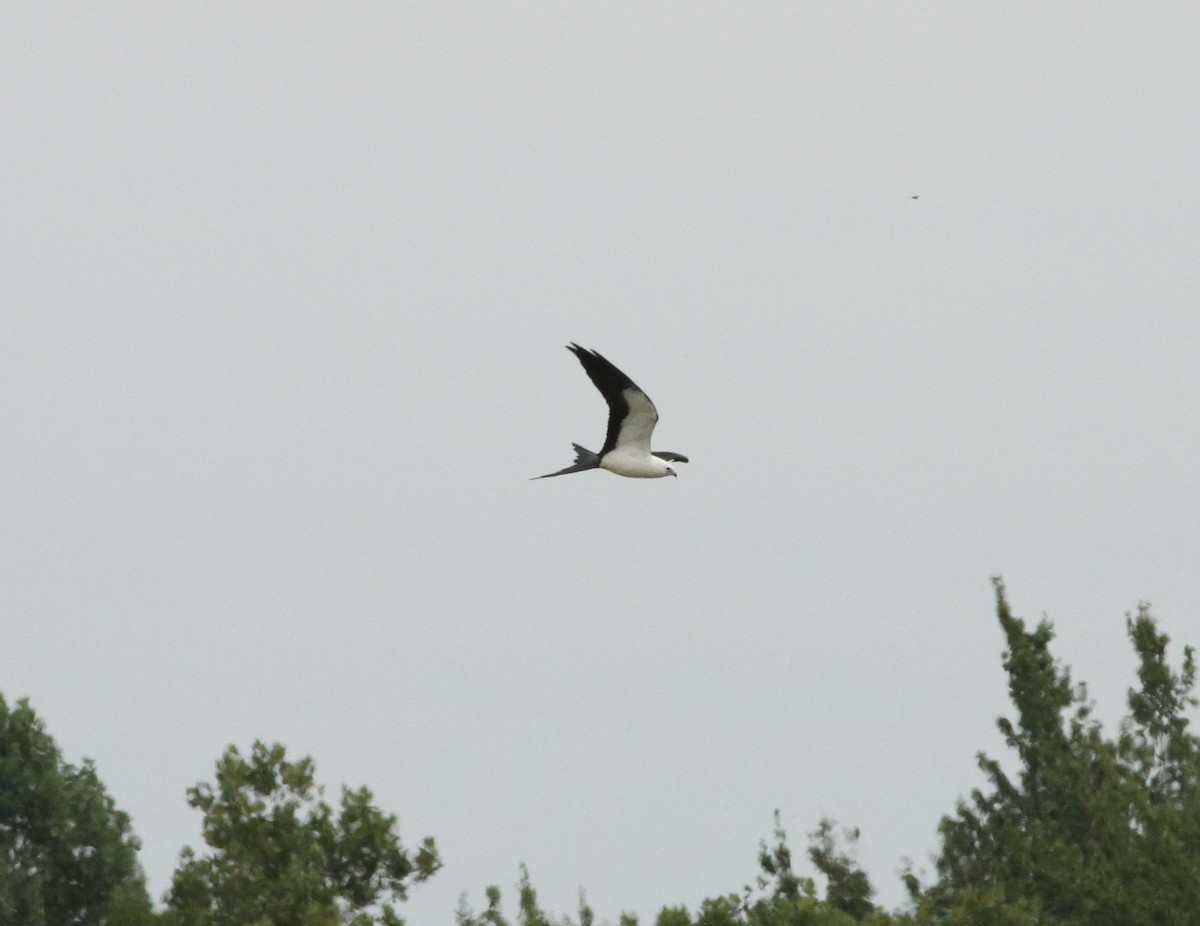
(669, 470, 677, 478)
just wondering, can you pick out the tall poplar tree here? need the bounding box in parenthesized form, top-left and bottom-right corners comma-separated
(922, 580, 1200, 924)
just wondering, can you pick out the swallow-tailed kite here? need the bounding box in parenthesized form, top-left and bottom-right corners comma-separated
(534, 343, 689, 480)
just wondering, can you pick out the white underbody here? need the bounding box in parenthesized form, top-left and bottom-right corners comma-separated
(599, 447, 674, 478)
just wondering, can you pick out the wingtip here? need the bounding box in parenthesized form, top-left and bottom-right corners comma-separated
(566, 342, 604, 363)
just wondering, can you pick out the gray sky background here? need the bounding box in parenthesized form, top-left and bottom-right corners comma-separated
(3, 4, 1199, 922)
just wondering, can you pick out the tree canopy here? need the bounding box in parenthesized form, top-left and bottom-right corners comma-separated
(162, 741, 440, 926)
(917, 579, 1200, 925)
(0, 694, 154, 926)
(457, 580, 1200, 925)
(3, 580, 1198, 924)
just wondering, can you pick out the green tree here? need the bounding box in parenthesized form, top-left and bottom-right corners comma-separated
(807, 819, 875, 920)
(461, 815, 898, 926)
(1122, 603, 1199, 798)
(163, 741, 439, 926)
(0, 693, 155, 926)
(917, 579, 1200, 925)
(458, 581, 1200, 926)
(1115, 604, 1200, 921)
(455, 868, 597, 926)
(739, 814, 892, 926)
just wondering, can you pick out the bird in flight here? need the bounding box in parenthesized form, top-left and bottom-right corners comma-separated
(534, 343, 689, 480)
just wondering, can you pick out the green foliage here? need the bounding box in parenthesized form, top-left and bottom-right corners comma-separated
(1123, 603, 1199, 798)
(456, 868, 601, 926)
(466, 814, 892, 926)
(738, 814, 892, 926)
(6, 580, 1198, 926)
(0, 694, 155, 926)
(162, 740, 439, 926)
(463, 582, 1199, 926)
(913, 578, 1200, 925)
(756, 811, 810, 901)
(657, 906, 692, 926)
(807, 819, 874, 920)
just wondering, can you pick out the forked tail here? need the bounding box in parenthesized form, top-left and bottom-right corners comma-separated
(532, 443, 601, 479)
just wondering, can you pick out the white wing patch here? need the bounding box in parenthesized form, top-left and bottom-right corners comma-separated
(613, 387, 658, 453)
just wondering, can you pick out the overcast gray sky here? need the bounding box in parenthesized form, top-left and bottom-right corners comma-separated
(3, 4, 1199, 922)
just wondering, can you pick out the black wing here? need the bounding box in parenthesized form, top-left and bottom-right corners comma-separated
(566, 343, 658, 457)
